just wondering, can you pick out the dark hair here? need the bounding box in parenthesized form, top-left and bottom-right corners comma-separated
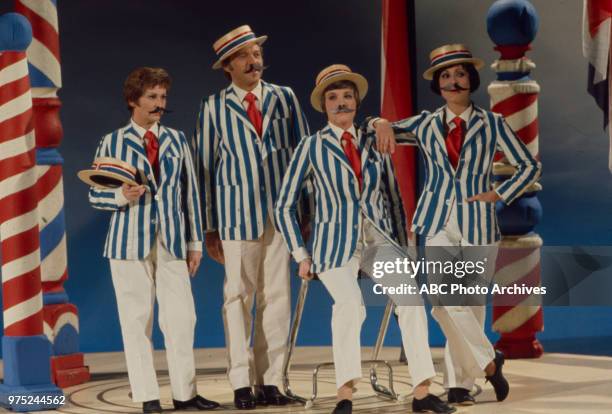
(320, 80, 361, 113)
(123, 67, 171, 112)
(430, 63, 480, 95)
(221, 44, 264, 81)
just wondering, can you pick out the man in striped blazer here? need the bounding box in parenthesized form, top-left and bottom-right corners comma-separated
(372, 44, 542, 406)
(88, 67, 219, 413)
(192, 25, 309, 409)
(275, 64, 456, 414)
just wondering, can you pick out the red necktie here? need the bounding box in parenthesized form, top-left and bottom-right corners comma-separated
(245, 92, 263, 138)
(341, 131, 362, 191)
(446, 116, 464, 169)
(144, 130, 159, 181)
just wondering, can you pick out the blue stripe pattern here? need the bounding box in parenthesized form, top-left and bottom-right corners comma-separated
(385, 105, 541, 245)
(193, 81, 310, 240)
(275, 126, 407, 273)
(431, 52, 472, 66)
(88, 123, 203, 259)
(216, 33, 256, 58)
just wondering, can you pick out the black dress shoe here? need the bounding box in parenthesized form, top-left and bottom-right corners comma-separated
(142, 399, 162, 414)
(173, 394, 220, 410)
(412, 394, 456, 414)
(233, 387, 256, 410)
(485, 350, 510, 402)
(332, 399, 352, 414)
(447, 388, 475, 405)
(255, 385, 292, 406)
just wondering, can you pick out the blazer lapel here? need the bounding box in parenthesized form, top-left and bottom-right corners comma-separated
(260, 81, 278, 139)
(429, 109, 455, 171)
(123, 124, 155, 186)
(157, 125, 176, 160)
(123, 125, 148, 163)
(461, 105, 485, 154)
(359, 128, 374, 173)
(321, 127, 355, 178)
(224, 86, 258, 136)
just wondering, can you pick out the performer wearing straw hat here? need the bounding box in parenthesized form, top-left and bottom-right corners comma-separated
(193, 25, 310, 409)
(88, 67, 219, 413)
(371, 44, 542, 405)
(274, 64, 456, 414)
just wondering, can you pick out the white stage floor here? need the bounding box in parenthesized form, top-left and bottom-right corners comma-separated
(2, 347, 612, 413)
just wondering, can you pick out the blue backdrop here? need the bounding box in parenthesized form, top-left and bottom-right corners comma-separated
(0, 0, 611, 357)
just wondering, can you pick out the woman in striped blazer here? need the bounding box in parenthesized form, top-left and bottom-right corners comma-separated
(88, 68, 218, 413)
(275, 65, 455, 414)
(372, 44, 541, 406)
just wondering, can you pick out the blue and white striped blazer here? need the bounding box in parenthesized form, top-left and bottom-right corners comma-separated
(88, 123, 203, 260)
(387, 105, 541, 245)
(274, 126, 407, 273)
(193, 81, 310, 241)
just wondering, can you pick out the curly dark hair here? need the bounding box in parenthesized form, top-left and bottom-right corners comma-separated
(123, 67, 171, 111)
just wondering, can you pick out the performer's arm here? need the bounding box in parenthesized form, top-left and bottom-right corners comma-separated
(493, 115, 542, 205)
(286, 87, 315, 226)
(88, 136, 130, 211)
(274, 136, 313, 263)
(180, 130, 204, 251)
(193, 98, 220, 233)
(363, 113, 426, 149)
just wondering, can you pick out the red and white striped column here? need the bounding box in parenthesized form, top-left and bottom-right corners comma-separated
(14, 0, 90, 387)
(0, 12, 63, 411)
(487, 0, 544, 358)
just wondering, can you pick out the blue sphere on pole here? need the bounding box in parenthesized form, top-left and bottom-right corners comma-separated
(487, 0, 539, 46)
(0, 12, 33, 52)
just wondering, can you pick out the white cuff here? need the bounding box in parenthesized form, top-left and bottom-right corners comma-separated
(292, 247, 310, 263)
(114, 187, 130, 207)
(188, 241, 203, 252)
(368, 117, 382, 130)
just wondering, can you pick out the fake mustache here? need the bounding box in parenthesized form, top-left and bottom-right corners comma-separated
(149, 107, 173, 114)
(331, 105, 355, 114)
(245, 63, 267, 73)
(440, 83, 469, 92)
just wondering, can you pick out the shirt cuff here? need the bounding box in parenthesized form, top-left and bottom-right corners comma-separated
(368, 117, 382, 131)
(188, 241, 203, 252)
(292, 247, 310, 263)
(114, 188, 130, 207)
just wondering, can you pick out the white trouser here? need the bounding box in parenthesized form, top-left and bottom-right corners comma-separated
(426, 203, 497, 391)
(317, 218, 436, 390)
(109, 237, 197, 403)
(221, 218, 291, 390)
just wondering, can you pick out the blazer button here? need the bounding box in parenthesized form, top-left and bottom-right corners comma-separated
(445, 200, 452, 205)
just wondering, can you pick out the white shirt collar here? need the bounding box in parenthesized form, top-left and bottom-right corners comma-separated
(445, 104, 472, 126)
(131, 119, 160, 139)
(328, 122, 358, 143)
(232, 81, 263, 104)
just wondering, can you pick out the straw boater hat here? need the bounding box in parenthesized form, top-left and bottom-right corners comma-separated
(212, 25, 267, 70)
(310, 64, 368, 113)
(77, 157, 138, 189)
(422, 44, 484, 80)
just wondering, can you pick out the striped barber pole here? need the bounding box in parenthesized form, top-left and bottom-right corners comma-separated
(0, 48, 44, 338)
(0, 12, 63, 411)
(486, 0, 544, 359)
(14, 0, 61, 89)
(14, 0, 90, 387)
